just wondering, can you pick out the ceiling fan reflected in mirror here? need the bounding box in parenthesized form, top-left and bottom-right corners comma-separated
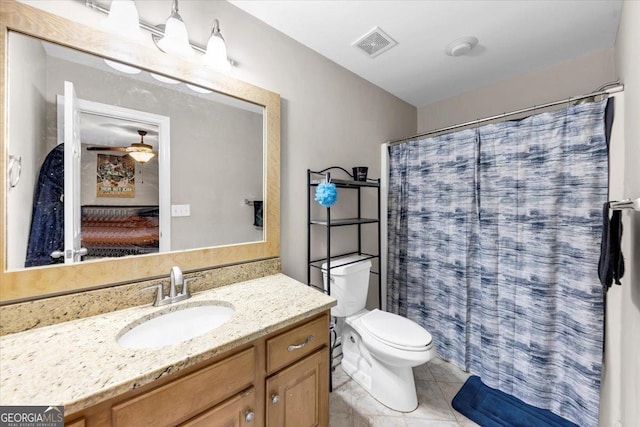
(86, 130, 156, 163)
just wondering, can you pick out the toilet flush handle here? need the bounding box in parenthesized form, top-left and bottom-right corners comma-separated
(287, 335, 314, 351)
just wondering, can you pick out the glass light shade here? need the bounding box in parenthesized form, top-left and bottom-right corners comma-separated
(104, 59, 141, 74)
(149, 73, 180, 84)
(157, 15, 194, 58)
(186, 83, 212, 94)
(129, 151, 155, 163)
(203, 34, 231, 72)
(103, 0, 144, 42)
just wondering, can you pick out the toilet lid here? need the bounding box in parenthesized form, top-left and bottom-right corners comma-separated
(360, 309, 432, 350)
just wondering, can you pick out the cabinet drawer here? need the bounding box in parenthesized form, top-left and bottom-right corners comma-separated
(266, 315, 328, 374)
(112, 347, 255, 427)
(180, 387, 256, 427)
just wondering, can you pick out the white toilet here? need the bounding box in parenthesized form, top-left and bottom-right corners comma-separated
(323, 255, 435, 412)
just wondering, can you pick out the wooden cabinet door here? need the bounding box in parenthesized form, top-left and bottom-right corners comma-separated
(180, 387, 256, 427)
(64, 418, 85, 427)
(265, 348, 329, 427)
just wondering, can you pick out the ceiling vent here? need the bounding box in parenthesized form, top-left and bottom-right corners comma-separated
(352, 27, 397, 58)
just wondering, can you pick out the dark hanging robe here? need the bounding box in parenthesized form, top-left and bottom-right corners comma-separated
(25, 144, 65, 267)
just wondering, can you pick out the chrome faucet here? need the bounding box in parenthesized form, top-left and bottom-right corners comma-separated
(170, 266, 182, 299)
(143, 266, 192, 306)
(170, 266, 191, 301)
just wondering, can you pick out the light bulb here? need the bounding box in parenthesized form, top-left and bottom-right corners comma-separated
(104, 59, 141, 74)
(103, 0, 144, 42)
(203, 20, 231, 72)
(156, 9, 194, 58)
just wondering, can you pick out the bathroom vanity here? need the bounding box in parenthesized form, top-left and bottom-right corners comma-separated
(0, 274, 335, 426)
(71, 314, 329, 427)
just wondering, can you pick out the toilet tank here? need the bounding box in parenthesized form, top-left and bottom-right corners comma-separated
(322, 255, 372, 317)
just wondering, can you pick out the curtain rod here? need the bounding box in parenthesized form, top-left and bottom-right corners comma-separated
(386, 83, 624, 146)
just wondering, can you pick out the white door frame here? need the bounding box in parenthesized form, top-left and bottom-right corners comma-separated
(63, 81, 83, 264)
(57, 95, 171, 252)
(380, 142, 389, 312)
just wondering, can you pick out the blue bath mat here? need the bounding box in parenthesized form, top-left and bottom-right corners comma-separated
(452, 376, 579, 427)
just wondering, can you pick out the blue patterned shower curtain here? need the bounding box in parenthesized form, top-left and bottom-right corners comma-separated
(387, 100, 609, 427)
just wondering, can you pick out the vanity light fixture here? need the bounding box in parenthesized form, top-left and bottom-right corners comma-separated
(93, 0, 234, 72)
(153, 0, 194, 59)
(202, 19, 232, 72)
(102, 0, 144, 43)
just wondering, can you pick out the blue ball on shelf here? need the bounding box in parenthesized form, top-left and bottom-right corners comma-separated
(315, 182, 338, 207)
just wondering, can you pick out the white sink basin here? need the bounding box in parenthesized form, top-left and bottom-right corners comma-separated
(117, 303, 235, 349)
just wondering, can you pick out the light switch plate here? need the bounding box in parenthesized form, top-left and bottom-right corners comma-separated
(171, 204, 191, 217)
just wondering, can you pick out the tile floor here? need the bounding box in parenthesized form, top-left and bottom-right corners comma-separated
(330, 356, 481, 427)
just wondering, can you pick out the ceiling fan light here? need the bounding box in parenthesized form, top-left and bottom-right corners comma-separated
(129, 151, 156, 163)
(203, 19, 231, 72)
(103, 0, 144, 43)
(127, 131, 156, 163)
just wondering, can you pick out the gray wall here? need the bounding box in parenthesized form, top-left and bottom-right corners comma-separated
(417, 48, 615, 131)
(613, 2, 640, 426)
(6, 32, 47, 270)
(208, 2, 417, 306)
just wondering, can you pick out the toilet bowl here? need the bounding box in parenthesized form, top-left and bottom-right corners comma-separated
(341, 309, 435, 412)
(322, 255, 435, 412)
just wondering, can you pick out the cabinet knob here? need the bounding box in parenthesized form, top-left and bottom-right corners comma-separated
(271, 394, 280, 405)
(245, 411, 255, 423)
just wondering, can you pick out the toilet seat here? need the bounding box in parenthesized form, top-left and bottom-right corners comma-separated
(358, 309, 432, 352)
(342, 309, 437, 412)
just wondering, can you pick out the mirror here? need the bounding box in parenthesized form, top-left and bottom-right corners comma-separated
(0, 0, 280, 302)
(7, 31, 264, 268)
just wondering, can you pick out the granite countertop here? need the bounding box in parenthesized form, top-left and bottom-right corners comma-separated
(0, 274, 336, 414)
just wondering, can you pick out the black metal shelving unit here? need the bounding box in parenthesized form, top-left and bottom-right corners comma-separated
(306, 167, 382, 309)
(307, 167, 381, 393)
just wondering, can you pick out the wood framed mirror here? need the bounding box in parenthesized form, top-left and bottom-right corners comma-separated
(0, 0, 280, 302)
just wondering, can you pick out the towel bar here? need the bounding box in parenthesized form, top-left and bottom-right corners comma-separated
(609, 198, 640, 211)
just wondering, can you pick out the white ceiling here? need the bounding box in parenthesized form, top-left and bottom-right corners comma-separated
(229, 0, 622, 108)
